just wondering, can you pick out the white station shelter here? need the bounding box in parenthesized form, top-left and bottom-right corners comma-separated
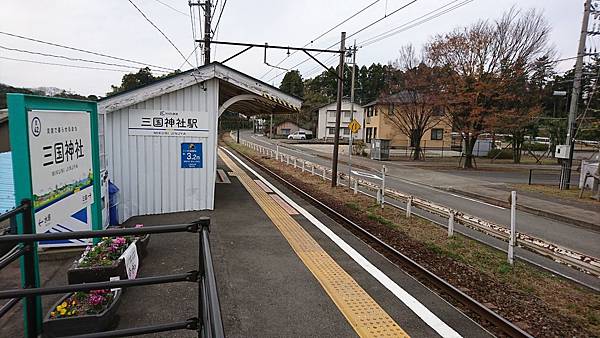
(99, 62, 301, 223)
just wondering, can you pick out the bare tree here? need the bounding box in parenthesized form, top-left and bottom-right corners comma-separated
(381, 45, 444, 160)
(426, 7, 553, 168)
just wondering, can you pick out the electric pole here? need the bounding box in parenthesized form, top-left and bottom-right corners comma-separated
(331, 32, 346, 187)
(561, 0, 592, 189)
(204, 0, 212, 65)
(348, 41, 357, 183)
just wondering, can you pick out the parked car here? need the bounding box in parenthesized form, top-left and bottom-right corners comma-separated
(288, 131, 307, 140)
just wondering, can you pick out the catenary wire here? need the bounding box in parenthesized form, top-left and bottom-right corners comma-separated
(127, 0, 194, 68)
(260, 0, 382, 80)
(0, 31, 175, 71)
(267, 0, 417, 83)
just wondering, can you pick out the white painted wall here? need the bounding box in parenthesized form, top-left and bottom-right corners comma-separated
(104, 80, 219, 223)
(317, 101, 364, 140)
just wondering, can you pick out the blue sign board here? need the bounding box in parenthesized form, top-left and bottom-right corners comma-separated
(181, 142, 203, 168)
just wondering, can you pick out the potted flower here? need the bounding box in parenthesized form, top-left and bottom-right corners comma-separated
(67, 236, 134, 284)
(43, 289, 122, 337)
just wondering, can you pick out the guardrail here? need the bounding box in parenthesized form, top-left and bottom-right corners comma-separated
(0, 206, 223, 338)
(239, 138, 600, 277)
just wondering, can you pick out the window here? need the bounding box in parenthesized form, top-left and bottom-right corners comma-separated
(366, 106, 375, 117)
(327, 127, 336, 135)
(373, 127, 377, 139)
(365, 128, 372, 143)
(343, 111, 352, 121)
(327, 111, 336, 120)
(282, 128, 291, 135)
(343, 128, 350, 135)
(431, 128, 443, 140)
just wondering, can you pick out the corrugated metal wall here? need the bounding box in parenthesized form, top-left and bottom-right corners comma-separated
(105, 79, 219, 223)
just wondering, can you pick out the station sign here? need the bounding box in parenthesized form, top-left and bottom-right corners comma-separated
(128, 109, 209, 137)
(28, 110, 95, 243)
(8, 94, 102, 248)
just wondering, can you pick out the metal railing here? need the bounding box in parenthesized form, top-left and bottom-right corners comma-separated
(239, 139, 600, 277)
(0, 205, 224, 338)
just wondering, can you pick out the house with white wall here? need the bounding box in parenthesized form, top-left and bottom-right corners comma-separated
(317, 100, 364, 141)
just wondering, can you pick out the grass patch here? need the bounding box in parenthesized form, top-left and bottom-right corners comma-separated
(366, 212, 396, 229)
(512, 183, 600, 205)
(345, 202, 361, 211)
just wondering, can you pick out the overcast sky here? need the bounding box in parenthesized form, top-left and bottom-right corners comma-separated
(0, 0, 584, 96)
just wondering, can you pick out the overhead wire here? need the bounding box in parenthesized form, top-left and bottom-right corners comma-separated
(0, 44, 169, 72)
(127, 0, 194, 68)
(0, 31, 175, 71)
(151, 0, 189, 17)
(260, 0, 382, 80)
(267, 0, 417, 83)
(189, 2, 200, 67)
(0, 56, 137, 72)
(213, 0, 228, 33)
(358, 0, 472, 47)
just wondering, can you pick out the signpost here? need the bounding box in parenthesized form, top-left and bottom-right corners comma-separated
(8, 94, 102, 333)
(347, 118, 361, 186)
(181, 142, 204, 168)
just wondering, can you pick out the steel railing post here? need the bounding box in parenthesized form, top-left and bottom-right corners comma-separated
(21, 199, 41, 338)
(528, 169, 533, 185)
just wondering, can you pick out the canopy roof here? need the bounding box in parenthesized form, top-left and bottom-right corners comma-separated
(99, 62, 302, 115)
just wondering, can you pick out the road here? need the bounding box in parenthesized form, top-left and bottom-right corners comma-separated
(238, 131, 600, 259)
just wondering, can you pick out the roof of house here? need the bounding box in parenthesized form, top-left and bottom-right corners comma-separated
(364, 91, 418, 107)
(99, 62, 302, 116)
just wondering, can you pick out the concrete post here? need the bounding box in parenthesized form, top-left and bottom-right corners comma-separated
(294, 157, 297, 169)
(276, 144, 279, 159)
(381, 165, 386, 209)
(322, 167, 326, 180)
(508, 191, 517, 265)
(302, 160, 305, 172)
(406, 196, 412, 218)
(353, 179, 358, 195)
(287, 155, 290, 166)
(311, 163, 315, 176)
(448, 210, 455, 237)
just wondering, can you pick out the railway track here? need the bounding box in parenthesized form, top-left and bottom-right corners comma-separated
(231, 146, 532, 338)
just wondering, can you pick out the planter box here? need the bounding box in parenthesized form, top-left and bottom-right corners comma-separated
(42, 289, 122, 338)
(136, 234, 151, 259)
(67, 258, 127, 285)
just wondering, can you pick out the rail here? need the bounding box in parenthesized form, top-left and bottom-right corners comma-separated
(0, 204, 224, 338)
(238, 138, 600, 277)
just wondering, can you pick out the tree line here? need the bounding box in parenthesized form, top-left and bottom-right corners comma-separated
(278, 7, 599, 167)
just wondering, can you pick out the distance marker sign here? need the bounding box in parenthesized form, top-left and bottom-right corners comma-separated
(181, 142, 203, 168)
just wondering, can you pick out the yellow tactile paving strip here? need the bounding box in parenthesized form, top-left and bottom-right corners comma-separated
(219, 150, 409, 338)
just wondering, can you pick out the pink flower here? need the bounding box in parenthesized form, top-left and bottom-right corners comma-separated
(88, 294, 104, 306)
(112, 237, 126, 246)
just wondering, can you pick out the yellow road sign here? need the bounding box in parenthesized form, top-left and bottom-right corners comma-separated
(348, 119, 361, 133)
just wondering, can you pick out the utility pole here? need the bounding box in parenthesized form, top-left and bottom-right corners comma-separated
(348, 41, 357, 183)
(331, 32, 346, 187)
(203, 0, 212, 65)
(561, 0, 592, 189)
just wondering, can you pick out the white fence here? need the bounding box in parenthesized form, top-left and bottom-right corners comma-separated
(237, 138, 600, 277)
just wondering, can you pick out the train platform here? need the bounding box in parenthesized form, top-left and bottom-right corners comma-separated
(0, 146, 492, 337)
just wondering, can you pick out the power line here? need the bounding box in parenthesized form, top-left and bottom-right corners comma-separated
(151, 0, 189, 17)
(260, 0, 382, 80)
(189, 2, 200, 67)
(127, 0, 194, 68)
(0, 44, 169, 72)
(0, 31, 175, 71)
(213, 0, 228, 33)
(0, 56, 135, 72)
(267, 0, 417, 83)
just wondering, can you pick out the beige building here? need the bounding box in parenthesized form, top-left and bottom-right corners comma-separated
(363, 96, 452, 149)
